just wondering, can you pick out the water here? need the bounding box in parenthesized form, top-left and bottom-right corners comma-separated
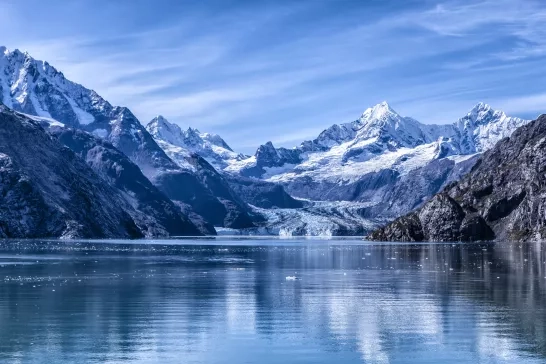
(0, 238, 545, 364)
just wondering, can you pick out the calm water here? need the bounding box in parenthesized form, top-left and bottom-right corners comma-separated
(0, 239, 545, 364)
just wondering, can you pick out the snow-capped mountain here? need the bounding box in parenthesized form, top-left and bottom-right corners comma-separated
(146, 115, 246, 170)
(150, 101, 527, 190)
(224, 102, 528, 183)
(0, 47, 257, 230)
(0, 46, 533, 236)
(148, 101, 529, 227)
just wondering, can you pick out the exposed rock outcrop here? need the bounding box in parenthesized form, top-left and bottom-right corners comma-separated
(0, 106, 144, 238)
(370, 115, 546, 242)
(50, 128, 209, 236)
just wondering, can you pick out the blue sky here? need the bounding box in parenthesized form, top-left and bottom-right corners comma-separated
(2, 0, 546, 153)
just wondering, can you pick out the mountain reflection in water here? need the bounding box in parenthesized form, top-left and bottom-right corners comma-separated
(0, 239, 544, 363)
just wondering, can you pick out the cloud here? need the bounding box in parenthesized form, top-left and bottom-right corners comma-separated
(409, 0, 546, 61)
(3, 0, 546, 153)
(492, 93, 546, 115)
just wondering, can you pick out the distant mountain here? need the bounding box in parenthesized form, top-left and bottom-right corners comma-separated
(370, 114, 546, 242)
(0, 47, 256, 230)
(147, 115, 244, 171)
(149, 101, 530, 230)
(226, 102, 528, 182)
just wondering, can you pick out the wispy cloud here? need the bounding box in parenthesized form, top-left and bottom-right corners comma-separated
(409, 0, 546, 61)
(2, 0, 546, 153)
(492, 92, 546, 115)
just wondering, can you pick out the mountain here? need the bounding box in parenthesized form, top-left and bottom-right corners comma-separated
(44, 124, 210, 236)
(149, 102, 529, 229)
(147, 115, 245, 171)
(226, 102, 527, 184)
(1, 46, 532, 237)
(0, 47, 256, 230)
(0, 105, 148, 238)
(146, 116, 303, 210)
(369, 114, 546, 242)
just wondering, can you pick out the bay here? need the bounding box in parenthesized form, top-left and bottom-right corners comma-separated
(0, 238, 545, 363)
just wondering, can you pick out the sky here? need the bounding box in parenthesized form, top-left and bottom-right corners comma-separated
(2, 0, 546, 153)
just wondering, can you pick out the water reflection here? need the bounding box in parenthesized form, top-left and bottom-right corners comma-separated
(0, 240, 545, 363)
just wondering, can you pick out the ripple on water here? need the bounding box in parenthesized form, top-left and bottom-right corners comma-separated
(0, 240, 544, 364)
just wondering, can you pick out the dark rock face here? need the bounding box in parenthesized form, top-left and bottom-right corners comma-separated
(240, 142, 302, 178)
(370, 115, 546, 242)
(77, 108, 257, 230)
(418, 193, 465, 241)
(84, 109, 258, 230)
(50, 128, 207, 236)
(153, 155, 256, 229)
(226, 175, 304, 209)
(0, 106, 143, 239)
(369, 193, 494, 242)
(368, 214, 424, 242)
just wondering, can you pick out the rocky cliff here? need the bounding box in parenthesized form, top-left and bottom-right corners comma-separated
(370, 115, 546, 242)
(49, 127, 209, 236)
(0, 106, 145, 238)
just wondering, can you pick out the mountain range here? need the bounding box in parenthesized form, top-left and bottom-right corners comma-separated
(147, 99, 529, 232)
(0, 46, 535, 237)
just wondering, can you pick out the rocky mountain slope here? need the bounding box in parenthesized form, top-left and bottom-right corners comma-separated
(370, 114, 546, 242)
(46, 126, 209, 236)
(0, 105, 148, 238)
(0, 47, 255, 230)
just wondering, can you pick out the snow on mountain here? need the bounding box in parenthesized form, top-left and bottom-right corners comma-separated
(452, 102, 529, 153)
(146, 115, 246, 170)
(221, 102, 528, 187)
(0, 47, 108, 126)
(145, 100, 529, 230)
(148, 100, 528, 224)
(0, 46, 532, 236)
(0, 47, 257, 230)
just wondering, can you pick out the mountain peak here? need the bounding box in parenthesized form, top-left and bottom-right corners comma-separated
(146, 115, 182, 141)
(5, 48, 24, 58)
(361, 101, 398, 120)
(378, 100, 391, 108)
(469, 102, 492, 114)
(148, 115, 173, 129)
(463, 102, 507, 126)
(187, 126, 201, 135)
(153, 115, 168, 123)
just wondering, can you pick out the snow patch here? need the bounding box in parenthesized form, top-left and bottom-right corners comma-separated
(92, 128, 108, 138)
(65, 96, 95, 125)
